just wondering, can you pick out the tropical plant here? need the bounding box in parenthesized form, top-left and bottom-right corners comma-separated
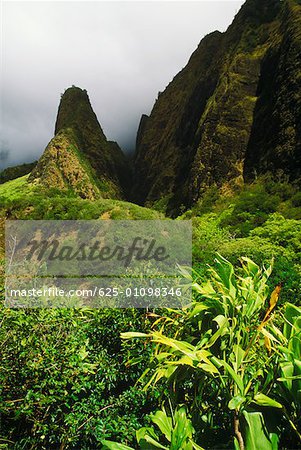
(122, 256, 290, 449)
(275, 303, 301, 443)
(101, 405, 204, 450)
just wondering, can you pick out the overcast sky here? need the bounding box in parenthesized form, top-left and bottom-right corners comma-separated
(0, 0, 245, 170)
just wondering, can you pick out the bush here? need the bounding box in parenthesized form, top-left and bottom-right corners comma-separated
(0, 306, 159, 449)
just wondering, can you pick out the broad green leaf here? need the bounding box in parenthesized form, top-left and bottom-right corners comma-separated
(215, 254, 237, 299)
(167, 355, 195, 367)
(143, 435, 168, 450)
(206, 316, 228, 347)
(151, 333, 197, 360)
(213, 315, 227, 327)
(121, 332, 148, 339)
(192, 280, 216, 296)
(150, 410, 172, 442)
(232, 345, 245, 372)
(210, 356, 223, 369)
(228, 395, 246, 410)
(197, 363, 220, 374)
(198, 330, 213, 347)
(279, 360, 294, 391)
(101, 440, 134, 450)
(283, 303, 301, 341)
(156, 352, 174, 362)
(234, 437, 240, 450)
(241, 257, 260, 276)
(136, 426, 157, 443)
(277, 346, 291, 355)
(241, 410, 279, 450)
(278, 375, 301, 381)
(196, 350, 219, 373)
(253, 393, 283, 409)
(171, 407, 193, 449)
(189, 303, 208, 317)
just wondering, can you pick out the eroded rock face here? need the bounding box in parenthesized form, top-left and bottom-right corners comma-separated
(28, 1, 301, 209)
(244, 0, 301, 181)
(29, 129, 102, 200)
(30, 87, 131, 199)
(133, 0, 301, 214)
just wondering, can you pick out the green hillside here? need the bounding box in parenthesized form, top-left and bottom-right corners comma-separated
(0, 175, 163, 221)
(1, 172, 301, 449)
(0, 0, 300, 448)
(0, 161, 37, 184)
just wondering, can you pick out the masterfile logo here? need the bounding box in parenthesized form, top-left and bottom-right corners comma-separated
(5, 220, 192, 308)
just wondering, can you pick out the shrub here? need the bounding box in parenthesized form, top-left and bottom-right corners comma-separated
(0, 306, 158, 448)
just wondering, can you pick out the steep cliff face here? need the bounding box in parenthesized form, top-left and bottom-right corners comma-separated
(132, 30, 225, 206)
(244, 0, 301, 180)
(30, 87, 130, 199)
(133, 0, 301, 213)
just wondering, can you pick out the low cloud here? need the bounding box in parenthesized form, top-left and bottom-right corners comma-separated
(1, 1, 244, 170)
(0, 140, 10, 170)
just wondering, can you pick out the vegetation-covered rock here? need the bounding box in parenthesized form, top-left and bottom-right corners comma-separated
(133, 0, 301, 215)
(29, 129, 103, 200)
(56, 86, 131, 196)
(0, 161, 37, 184)
(0, 175, 163, 220)
(244, 0, 301, 181)
(30, 86, 131, 200)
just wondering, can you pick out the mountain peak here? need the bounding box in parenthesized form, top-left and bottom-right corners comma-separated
(31, 87, 131, 199)
(55, 86, 106, 141)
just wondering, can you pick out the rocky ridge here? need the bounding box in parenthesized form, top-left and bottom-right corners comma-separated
(29, 87, 130, 200)
(133, 0, 301, 214)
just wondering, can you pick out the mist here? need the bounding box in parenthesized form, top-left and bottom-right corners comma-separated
(1, 1, 245, 170)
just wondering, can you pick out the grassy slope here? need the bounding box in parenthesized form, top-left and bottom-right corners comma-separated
(1, 174, 301, 448)
(0, 175, 163, 269)
(0, 175, 163, 221)
(1, 174, 301, 307)
(0, 175, 31, 200)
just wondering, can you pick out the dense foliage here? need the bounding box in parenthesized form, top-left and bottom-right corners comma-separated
(0, 306, 159, 449)
(111, 256, 301, 449)
(0, 175, 300, 449)
(0, 176, 162, 220)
